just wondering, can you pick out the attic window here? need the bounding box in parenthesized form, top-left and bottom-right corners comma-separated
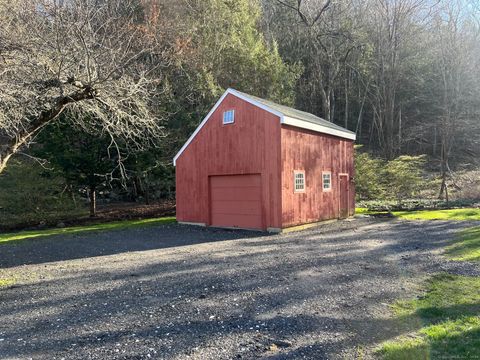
(223, 110, 235, 124)
(323, 172, 332, 191)
(294, 171, 305, 193)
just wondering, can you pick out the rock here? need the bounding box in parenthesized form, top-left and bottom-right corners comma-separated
(269, 344, 278, 351)
(273, 340, 292, 348)
(57, 222, 66, 228)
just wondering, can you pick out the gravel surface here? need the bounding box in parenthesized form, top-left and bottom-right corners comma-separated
(1, 218, 479, 360)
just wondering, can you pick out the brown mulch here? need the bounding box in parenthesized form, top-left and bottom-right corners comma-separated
(1, 201, 176, 232)
(90, 201, 176, 221)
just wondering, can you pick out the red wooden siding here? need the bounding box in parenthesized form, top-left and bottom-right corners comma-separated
(280, 125, 355, 227)
(175, 94, 282, 230)
(210, 174, 263, 229)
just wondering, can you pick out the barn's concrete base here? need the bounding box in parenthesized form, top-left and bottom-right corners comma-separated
(279, 218, 343, 233)
(178, 218, 354, 233)
(177, 221, 206, 227)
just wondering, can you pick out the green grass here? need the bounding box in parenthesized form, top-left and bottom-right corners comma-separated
(355, 207, 372, 215)
(392, 208, 480, 221)
(377, 274, 480, 359)
(445, 226, 480, 262)
(355, 207, 391, 216)
(356, 207, 480, 221)
(0, 217, 176, 244)
(0, 278, 16, 288)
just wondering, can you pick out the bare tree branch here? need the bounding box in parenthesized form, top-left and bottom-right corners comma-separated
(0, 0, 169, 173)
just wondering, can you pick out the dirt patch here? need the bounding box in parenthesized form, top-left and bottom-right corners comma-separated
(0, 200, 176, 232)
(87, 201, 176, 222)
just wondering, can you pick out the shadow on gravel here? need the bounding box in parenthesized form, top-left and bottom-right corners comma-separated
(0, 245, 404, 359)
(0, 224, 269, 269)
(0, 218, 478, 359)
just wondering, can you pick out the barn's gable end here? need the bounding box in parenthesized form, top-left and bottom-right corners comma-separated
(175, 93, 283, 228)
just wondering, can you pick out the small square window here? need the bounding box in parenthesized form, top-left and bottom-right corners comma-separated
(294, 171, 305, 193)
(323, 172, 332, 191)
(223, 110, 235, 124)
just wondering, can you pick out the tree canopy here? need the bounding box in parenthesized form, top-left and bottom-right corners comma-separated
(1, 0, 479, 208)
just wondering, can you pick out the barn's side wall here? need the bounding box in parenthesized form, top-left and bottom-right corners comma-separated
(280, 125, 355, 227)
(175, 94, 282, 229)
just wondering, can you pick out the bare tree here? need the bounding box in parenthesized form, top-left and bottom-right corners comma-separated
(432, 0, 480, 200)
(0, 0, 168, 174)
(364, 0, 438, 159)
(272, 0, 360, 122)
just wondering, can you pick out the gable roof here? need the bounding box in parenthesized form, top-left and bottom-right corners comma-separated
(173, 88, 356, 166)
(233, 90, 357, 137)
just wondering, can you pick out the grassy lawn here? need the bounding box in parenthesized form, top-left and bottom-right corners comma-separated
(377, 274, 480, 360)
(356, 207, 480, 221)
(393, 208, 480, 221)
(0, 217, 176, 244)
(355, 207, 373, 215)
(0, 278, 16, 288)
(445, 226, 480, 262)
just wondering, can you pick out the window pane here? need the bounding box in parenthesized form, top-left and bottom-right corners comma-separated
(323, 173, 331, 190)
(294, 172, 305, 192)
(223, 110, 234, 124)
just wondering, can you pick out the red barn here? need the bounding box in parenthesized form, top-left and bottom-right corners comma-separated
(173, 89, 356, 232)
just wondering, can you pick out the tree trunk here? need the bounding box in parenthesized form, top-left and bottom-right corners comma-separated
(398, 106, 402, 153)
(439, 175, 449, 204)
(144, 180, 150, 205)
(131, 178, 138, 202)
(0, 147, 15, 174)
(0, 133, 32, 174)
(330, 89, 336, 122)
(89, 185, 97, 217)
(344, 71, 349, 129)
(319, 85, 331, 122)
(438, 136, 450, 205)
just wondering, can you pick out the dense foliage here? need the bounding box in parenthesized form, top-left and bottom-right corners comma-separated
(354, 148, 427, 202)
(1, 0, 479, 225)
(0, 160, 87, 229)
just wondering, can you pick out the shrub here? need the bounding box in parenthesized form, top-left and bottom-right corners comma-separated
(354, 148, 385, 200)
(354, 148, 427, 202)
(0, 160, 85, 229)
(384, 155, 427, 203)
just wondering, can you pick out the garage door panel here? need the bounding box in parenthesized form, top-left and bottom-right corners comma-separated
(210, 174, 261, 188)
(211, 200, 262, 215)
(210, 188, 261, 201)
(211, 213, 263, 230)
(210, 174, 263, 230)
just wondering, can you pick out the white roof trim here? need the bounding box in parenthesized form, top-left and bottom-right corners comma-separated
(227, 88, 284, 118)
(173, 88, 355, 166)
(282, 116, 357, 141)
(173, 89, 232, 166)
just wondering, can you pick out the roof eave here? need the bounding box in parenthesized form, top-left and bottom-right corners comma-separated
(281, 116, 357, 141)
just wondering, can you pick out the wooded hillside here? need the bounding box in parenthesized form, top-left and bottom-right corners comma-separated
(1, 0, 479, 227)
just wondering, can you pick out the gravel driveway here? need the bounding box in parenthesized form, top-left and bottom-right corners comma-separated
(1, 218, 479, 360)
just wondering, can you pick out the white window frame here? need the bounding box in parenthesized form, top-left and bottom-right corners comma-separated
(294, 171, 306, 193)
(322, 171, 332, 192)
(223, 110, 235, 125)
